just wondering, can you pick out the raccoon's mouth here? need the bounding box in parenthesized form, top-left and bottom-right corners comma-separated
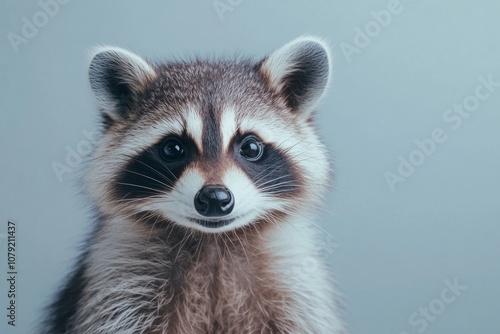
(186, 217, 236, 228)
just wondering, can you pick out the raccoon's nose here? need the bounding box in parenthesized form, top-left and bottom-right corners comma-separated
(194, 185, 234, 217)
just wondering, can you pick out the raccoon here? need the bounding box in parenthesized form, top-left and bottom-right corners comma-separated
(43, 36, 346, 334)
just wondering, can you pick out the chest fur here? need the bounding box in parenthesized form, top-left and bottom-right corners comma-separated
(71, 223, 342, 334)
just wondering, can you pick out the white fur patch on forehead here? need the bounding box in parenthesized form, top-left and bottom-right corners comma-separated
(119, 116, 184, 154)
(239, 116, 298, 150)
(220, 107, 237, 151)
(183, 106, 203, 152)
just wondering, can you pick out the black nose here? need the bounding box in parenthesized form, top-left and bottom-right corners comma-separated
(194, 185, 234, 217)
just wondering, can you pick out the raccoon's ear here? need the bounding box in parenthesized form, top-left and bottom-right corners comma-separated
(259, 36, 331, 116)
(88, 46, 156, 124)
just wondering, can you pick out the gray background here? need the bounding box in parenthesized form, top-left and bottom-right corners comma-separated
(1, 0, 499, 333)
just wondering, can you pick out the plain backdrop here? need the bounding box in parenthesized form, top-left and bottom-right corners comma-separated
(1, 1, 499, 333)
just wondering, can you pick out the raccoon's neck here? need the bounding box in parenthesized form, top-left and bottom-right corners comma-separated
(85, 213, 324, 282)
(87, 216, 275, 282)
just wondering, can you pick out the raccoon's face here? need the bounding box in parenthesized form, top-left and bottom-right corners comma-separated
(85, 37, 332, 233)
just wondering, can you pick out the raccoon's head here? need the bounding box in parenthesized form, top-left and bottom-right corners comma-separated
(85, 36, 332, 233)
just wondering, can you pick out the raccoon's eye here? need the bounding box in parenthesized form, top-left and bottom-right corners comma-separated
(160, 137, 185, 161)
(239, 135, 264, 161)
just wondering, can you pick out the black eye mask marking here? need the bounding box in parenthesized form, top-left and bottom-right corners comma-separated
(114, 133, 197, 200)
(233, 134, 300, 197)
(114, 130, 300, 202)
